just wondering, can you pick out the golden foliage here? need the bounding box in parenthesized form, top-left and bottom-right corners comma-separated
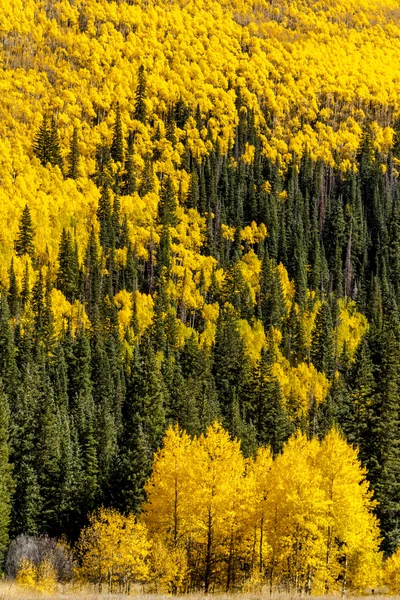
(77, 508, 151, 593)
(16, 558, 57, 594)
(143, 423, 381, 593)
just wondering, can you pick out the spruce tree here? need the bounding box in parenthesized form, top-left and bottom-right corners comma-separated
(252, 346, 293, 454)
(310, 301, 335, 377)
(122, 141, 136, 196)
(49, 116, 63, 170)
(33, 114, 52, 166)
(112, 413, 151, 515)
(8, 259, 19, 319)
(110, 103, 124, 164)
(57, 229, 79, 302)
(133, 65, 147, 123)
(67, 126, 80, 179)
(15, 205, 35, 258)
(97, 185, 114, 252)
(0, 384, 13, 568)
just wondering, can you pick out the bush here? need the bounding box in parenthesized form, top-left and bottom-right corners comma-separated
(6, 534, 75, 583)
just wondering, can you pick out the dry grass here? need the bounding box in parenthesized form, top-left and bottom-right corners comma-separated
(0, 583, 390, 600)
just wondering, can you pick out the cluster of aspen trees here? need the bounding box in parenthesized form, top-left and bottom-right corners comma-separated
(71, 424, 381, 595)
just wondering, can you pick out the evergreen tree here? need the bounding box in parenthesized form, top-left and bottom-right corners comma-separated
(68, 126, 80, 179)
(112, 413, 151, 515)
(57, 229, 79, 302)
(250, 346, 293, 454)
(49, 116, 63, 170)
(122, 140, 136, 195)
(110, 103, 124, 164)
(133, 65, 147, 123)
(8, 259, 20, 319)
(33, 114, 52, 166)
(97, 185, 114, 252)
(15, 205, 35, 258)
(310, 301, 335, 377)
(0, 384, 13, 568)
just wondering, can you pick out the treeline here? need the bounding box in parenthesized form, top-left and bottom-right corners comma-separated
(10, 424, 382, 595)
(1, 65, 400, 576)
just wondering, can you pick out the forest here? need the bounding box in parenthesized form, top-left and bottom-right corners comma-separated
(2, 0, 400, 594)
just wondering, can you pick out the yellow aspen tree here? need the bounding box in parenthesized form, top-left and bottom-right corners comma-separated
(263, 433, 327, 593)
(384, 547, 400, 594)
(190, 422, 246, 592)
(245, 447, 274, 578)
(77, 508, 151, 593)
(315, 429, 382, 594)
(144, 425, 195, 549)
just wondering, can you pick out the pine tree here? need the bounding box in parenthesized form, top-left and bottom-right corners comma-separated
(97, 185, 114, 252)
(21, 261, 30, 309)
(212, 305, 249, 428)
(112, 414, 151, 514)
(133, 65, 147, 123)
(49, 116, 63, 170)
(57, 229, 79, 302)
(0, 295, 18, 399)
(311, 301, 335, 377)
(110, 103, 124, 164)
(158, 176, 178, 228)
(84, 227, 101, 314)
(10, 364, 42, 536)
(128, 334, 166, 452)
(33, 114, 52, 166)
(15, 205, 35, 258)
(67, 126, 80, 179)
(369, 322, 400, 554)
(35, 374, 62, 534)
(0, 384, 13, 568)
(122, 140, 136, 196)
(251, 346, 293, 454)
(8, 259, 19, 319)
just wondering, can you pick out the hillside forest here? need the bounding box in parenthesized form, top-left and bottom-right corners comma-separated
(2, 0, 400, 594)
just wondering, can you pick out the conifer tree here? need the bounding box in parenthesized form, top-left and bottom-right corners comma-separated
(133, 65, 147, 123)
(122, 140, 136, 196)
(8, 259, 19, 319)
(311, 301, 335, 377)
(57, 229, 79, 302)
(97, 185, 114, 252)
(67, 126, 80, 179)
(15, 205, 35, 258)
(33, 114, 52, 166)
(0, 384, 13, 568)
(110, 103, 124, 164)
(49, 115, 63, 170)
(112, 414, 151, 515)
(251, 346, 293, 454)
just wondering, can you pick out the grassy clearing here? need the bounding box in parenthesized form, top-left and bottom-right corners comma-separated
(0, 583, 387, 600)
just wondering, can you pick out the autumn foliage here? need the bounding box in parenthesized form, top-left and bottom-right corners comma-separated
(143, 423, 381, 594)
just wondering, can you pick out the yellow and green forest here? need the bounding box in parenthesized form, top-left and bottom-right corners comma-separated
(2, 0, 400, 594)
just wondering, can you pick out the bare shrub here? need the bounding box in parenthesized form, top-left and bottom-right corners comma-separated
(5, 535, 75, 583)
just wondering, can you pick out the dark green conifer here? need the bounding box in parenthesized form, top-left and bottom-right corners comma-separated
(97, 185, 114, 252)
(133, 65, 147, 123)
(8, 260, 19, 319)
(15, 205, 35, 259)
(67, 126, 80, 179)
(311, 301, 335, 377)
(57, 229, 78, 302)
(0, 384, 13, 568)
(110, 103, 124, 164)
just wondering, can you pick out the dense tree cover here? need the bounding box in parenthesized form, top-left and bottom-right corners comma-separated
(143, 424, 381, 594)
(2, 0, 400, 587)
(10, 425, 383, 595)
